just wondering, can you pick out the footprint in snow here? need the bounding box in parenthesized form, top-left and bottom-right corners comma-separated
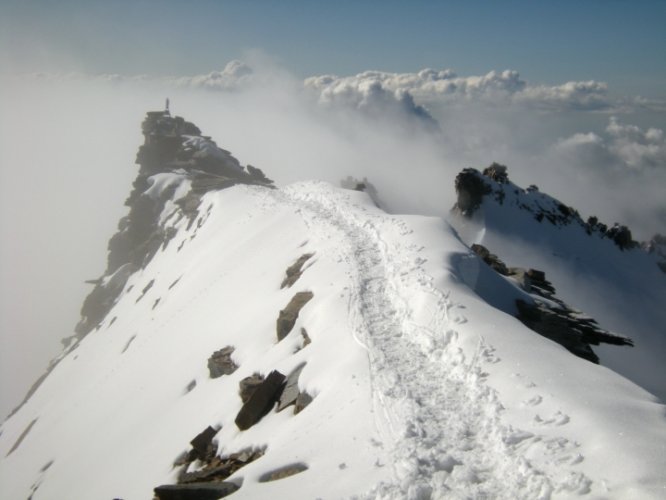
(534, 411, 570, 426)
(555, 453, 584, 466)
(503, 430, 535, 446)
(522, 395, 543, 407)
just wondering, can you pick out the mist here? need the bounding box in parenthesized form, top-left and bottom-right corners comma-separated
(1, 62, 664, 417)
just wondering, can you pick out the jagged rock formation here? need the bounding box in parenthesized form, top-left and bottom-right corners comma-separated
(453, 164, 644, 253)
(75, 109, 274, 339)
(470, 243, 633, 363)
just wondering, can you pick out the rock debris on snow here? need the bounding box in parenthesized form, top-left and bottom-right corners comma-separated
(280, 253, 314, 289)
(469, 243, 633, 363)
(276, 291, 314, 341)
(235, 370, 286, 431)
(207, 346, 238, 378)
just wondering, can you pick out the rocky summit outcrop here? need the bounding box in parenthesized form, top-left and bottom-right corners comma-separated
(470, 243, 633, 363)
(452, 164, 643, 252)
(74, 109, 274, 339)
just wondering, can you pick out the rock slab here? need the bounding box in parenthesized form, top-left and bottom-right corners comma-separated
(276, 292, 314, 341)
(277, 363, 306, 412)
(154, 482, 239, 500)
(235, 370, 286, 430)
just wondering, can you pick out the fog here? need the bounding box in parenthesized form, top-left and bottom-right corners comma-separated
(1, 64, 664, 417)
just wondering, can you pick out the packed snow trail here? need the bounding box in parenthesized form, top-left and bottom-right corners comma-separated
(281, 182, 591, 499)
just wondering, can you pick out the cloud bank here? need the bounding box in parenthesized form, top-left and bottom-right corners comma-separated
(556, 117, 666, 172)
(305, 68, 619, 112)
(23, 61, 666, 119)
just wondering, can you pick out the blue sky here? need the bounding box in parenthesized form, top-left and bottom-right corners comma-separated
(2, 0, 665, 98)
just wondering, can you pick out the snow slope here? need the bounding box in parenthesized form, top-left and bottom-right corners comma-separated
(1, 176, 665, 499)
(450, 167, 666, 402)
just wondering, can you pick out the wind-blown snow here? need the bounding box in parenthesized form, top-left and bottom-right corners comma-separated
(1, 181, 664, 499)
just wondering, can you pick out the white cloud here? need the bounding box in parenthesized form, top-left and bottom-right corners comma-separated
(516, 80, 611, 111)
(556, 117, 666, 171)
(305, 69, 616, 112)
(606, 117, 666, 169)
(306, 76, 437, 126)
(171, 60, 254, 91)
(18, 62, 666, 115)
(548, 118, 666, 239)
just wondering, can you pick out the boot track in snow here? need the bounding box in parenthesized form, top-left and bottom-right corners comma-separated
(279, 182, 591, 500)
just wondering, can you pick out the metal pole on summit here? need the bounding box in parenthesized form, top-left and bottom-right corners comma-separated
(165, 97, 170, 114)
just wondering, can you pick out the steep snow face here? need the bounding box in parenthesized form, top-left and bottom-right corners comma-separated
(451, 167, 666, 402)
(1, 179, 665, 499)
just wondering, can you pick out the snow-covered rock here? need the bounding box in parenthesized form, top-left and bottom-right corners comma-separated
(451, 164, 666, 402)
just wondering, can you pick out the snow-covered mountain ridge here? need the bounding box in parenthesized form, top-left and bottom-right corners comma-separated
(453, 162, 665, 261)
(450, 162, 666, 402)
(1, 111, 665, 499)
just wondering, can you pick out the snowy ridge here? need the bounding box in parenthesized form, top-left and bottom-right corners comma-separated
(451, 164, 666, 402)
(1, 114, 665, 499)
(282, 183, 594, 498)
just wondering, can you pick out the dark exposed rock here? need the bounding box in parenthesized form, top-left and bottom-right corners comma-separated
(470, 243, 633, 363)
(470, 244, 509, 276)
(184, 380, 197, 394)
(452, 168, 492, 216)
(235, 371, 286, 431)
(6, 418, 37, 456)
(281, 254, 314, 289)
(190, 426, 219, 460)
(238, 373, 264, 403)
(207, 347, 238, 378)
(606, 224, 638, 251)
(525, 269, 556, 295)
(177, 448, 264, 485)
(259, 463, 309, 482)
(482, 162, 508, 183)
(171, 428, 262, 488)
(277, 363, 306, 412)
(516, 300, 632, 363)
(277, 292, 314, 341)
(154, 482, 239, 500)
(135, 279, 155, 303)
(173, 451, 191, 467)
